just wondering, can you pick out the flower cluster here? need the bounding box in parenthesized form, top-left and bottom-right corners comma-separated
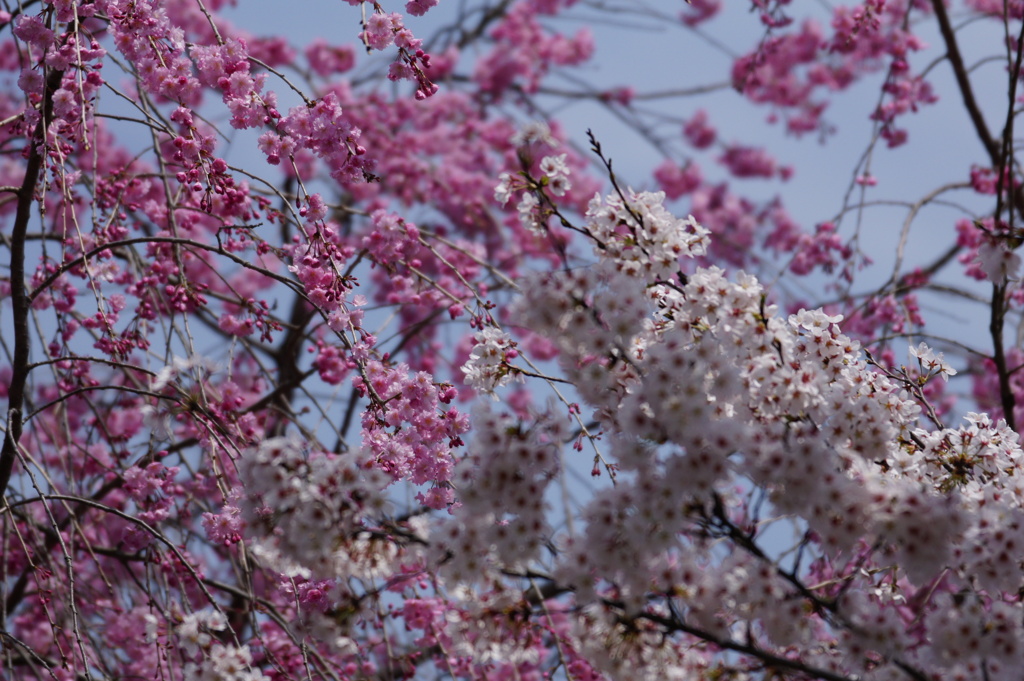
(175, 609, 269, 681)
(538, 153, 572, 196)
(583, 189, 710, 280)
(498, 183, 1024, 678)
(461, 327, 520, 394)
(653, 160, 702, 200)
(495, 152, 578, 235)
(237, 436, 391, 579)
(474, 2, 594, 95)
(275, 93, 370, 184)
(431, 403, 563, 583)
(360, 10, 437, 98)
(192, 39, 280, 130)
(909, 341, 957, 382)
(355, 360, 470, 507)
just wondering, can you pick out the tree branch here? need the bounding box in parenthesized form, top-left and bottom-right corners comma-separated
(0, 65, 64, 511)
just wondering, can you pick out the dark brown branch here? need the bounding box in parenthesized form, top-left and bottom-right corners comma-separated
(0, 65, 64, 514)
(929, 0, 1000, 164)
(28, 235, 299, 304)
(988, 18, 1024, 428)
(990, 282, 1016, 430)
(636, 607, 924, 681)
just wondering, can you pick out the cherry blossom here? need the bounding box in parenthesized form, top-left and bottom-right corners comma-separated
(4, 2, 1024, 681)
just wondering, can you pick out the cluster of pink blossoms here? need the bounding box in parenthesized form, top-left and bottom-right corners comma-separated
(355, 359, 470, 506)
(473, 2, 594, 95)
(192, 38, 278, 129)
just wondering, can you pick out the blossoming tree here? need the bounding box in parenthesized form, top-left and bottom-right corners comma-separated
(3, 0, 1024, 679)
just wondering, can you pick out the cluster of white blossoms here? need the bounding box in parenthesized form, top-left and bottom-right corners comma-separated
(976, 238, 1022, 285)
(584, 189, 710, 280)
(538, 153, 571, 196)
(908, 412, 1024, 594)
(430, 402, 564, 584)
(909, 340, 957, 381)
(461, 326, 519, 394)
(237, 436, 392, 580)
(175, 609, 268, 681)
(490, 183, 1024, 678)
(494, 154, 573, 235)
(517, 225, 972, 582)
